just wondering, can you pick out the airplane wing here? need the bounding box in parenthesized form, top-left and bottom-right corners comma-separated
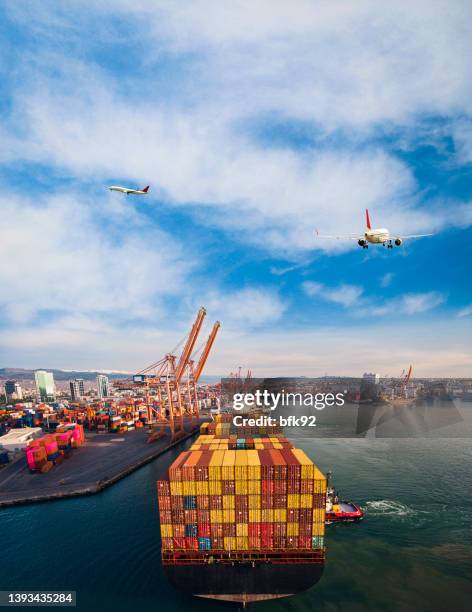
(315, 230, 361, 240)
(397, 234, 434, 239)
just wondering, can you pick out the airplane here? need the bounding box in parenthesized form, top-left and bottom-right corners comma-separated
(315, 209, 433, 249)
(108, 184, 150, 195)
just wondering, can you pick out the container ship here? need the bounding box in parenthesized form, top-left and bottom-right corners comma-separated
(157, 415, 326, 604)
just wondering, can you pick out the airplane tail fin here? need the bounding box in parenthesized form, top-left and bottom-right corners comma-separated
(366, 208, 372, 229)
(142, 185, 150, 193)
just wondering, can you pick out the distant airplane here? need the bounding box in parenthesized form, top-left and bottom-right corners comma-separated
(315, 209, 434, 249)
(108, 184, 150, 195)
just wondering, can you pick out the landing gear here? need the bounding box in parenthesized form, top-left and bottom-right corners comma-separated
(363, 244, 368, 249)
(385, 240, 393, 249)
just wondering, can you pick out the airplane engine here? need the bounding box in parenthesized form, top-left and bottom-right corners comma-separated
(358, 239, 366, 247)
(394, 238, 402, 246)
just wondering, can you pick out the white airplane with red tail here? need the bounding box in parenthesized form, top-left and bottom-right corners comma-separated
(108, 184, 150, 195)
(315, 209, 433, 249)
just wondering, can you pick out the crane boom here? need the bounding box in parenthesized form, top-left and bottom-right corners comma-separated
(175, 307, 207, 383)
(193, 321, 221, 382)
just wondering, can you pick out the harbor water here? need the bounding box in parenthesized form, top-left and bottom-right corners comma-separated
(1, 402, 471, 611)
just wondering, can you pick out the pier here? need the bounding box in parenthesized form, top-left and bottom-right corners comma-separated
(0, 424, 203, 508)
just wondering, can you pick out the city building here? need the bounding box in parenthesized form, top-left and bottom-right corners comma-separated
(363, 372, 380, 385)
(96, 374, 110, 399)
(34, 370, 55, 402)
(69, 379, 85, 401)
(4, 380, 23, 401)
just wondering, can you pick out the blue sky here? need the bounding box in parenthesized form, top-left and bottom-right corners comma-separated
(1, 1, 471, 376)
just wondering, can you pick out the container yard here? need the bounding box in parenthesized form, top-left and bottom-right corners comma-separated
(157, 414, 327, 604)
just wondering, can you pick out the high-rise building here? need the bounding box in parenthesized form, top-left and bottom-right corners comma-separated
(34, 370, 55, 402)
(96, 374, 110, 399)
(70, 379, 85, 401)
(4, 380, 23, 401)
(363, 372, 380, 385)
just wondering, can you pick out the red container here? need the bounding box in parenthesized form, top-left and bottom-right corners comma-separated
(157, 480, 170, 496)
(198, 523, 211, 537)
(184, 509, 197, 524)
(261, 494, 273, 509)
(157, 495, 171, 511)
(274, 479, 287, 494)
(273, 522, 286, 537)
(161, 537, 173, 549)
(172, 509, 185, 523)
(196, 495, 210, 510)
(197, 510, 210, 523)
(160, 510, 172, 523)
(222, 480, 235, 495)
(211, 523, 224, 538)
(235, 495, 248, 510)
(212, 537, 224, 549)
(261, 535, 274, 549)
(299, 508, 312, 523)
(269, 449, 287, 480)
(235, 508, 248, 522)
(258, 450, 274, 479)
(196, 451, 212, 481)
(261, 523, 273, 537)
(185, 537, 199, 550)
(248, 523, 261, 537)
(273, 536, 287, 549)
(300, 479, 314, 494)
(274, 494, 287, 509)
(223, 523, 236, 537)
(299, 536, 312, 549)
(280, 448, 301, 480)
(209, 495, 222, 510)
(261, 479, 274, 495)
(300, 522, 312, 536)
(249, 536, 261, 549)
(173, 524, 185, 538)
(287, 479, 301, 494)
(286, 536, 299, 549)
(169, 452, 190, 481)
(172, 496, 184, 510)
(173, 537, 186, 549)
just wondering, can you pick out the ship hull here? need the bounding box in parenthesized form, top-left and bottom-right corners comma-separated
(164, 561, 324, 603)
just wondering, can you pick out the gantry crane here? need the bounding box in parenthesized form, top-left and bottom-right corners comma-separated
(114, 307, 220, 442)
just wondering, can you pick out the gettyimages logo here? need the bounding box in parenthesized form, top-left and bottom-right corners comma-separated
(232, 390, 345, 411)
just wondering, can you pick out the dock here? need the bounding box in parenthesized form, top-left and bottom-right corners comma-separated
(0, 423, 204, 508)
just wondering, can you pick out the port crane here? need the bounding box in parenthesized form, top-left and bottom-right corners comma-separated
(114, 308, 220, 442)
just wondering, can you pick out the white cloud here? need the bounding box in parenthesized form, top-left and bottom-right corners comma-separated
(203, 288, 287, 328)
(303, 281, 363, 307)
(380, 272, 395, 288)
(457, 304, 472, 318)
(359, 292, 445, 317)
(0, 193, 190, 323)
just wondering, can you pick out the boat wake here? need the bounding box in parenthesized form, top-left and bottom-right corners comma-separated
(364, 500, 426, 518)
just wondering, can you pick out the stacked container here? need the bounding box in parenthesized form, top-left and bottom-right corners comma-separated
(157, 429, 326, 562)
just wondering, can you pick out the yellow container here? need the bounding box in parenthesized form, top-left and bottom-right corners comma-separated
(160, 524, 173, 538)
(300, 494, 313, 508)
(170, 481, 183, 496)
(223, 509, 235, 523)
(236, 523, 248, 537)
(313, 508, 325, 523)
(291, 448, 314, 479)
(208, 479, 222, 495)
(274, 509, 286, 522)
(255, 443, 264, 449)
(182, 480, 196, 496)
(195, 481, 209, 496)
(246, 450, 261, 479)
(312, 522, 325, 536)
(248, 480, 260, 494)
(224, 537, 237, 551)
(287, 494, 300, 508)
(248, 495, 260, 509)
(209, 450, 225, 480)
(235, 450, 248, 480)
(235, 479, 248, 494)
(314, 466, 327, 492)
(209, 443, 219, 450)
(236, 536, 248, 550)
(272, 443, 283, 449)
(222, 450, 236, 480)
(287, 523, 299, 537)
(210, 509, 223, 523)
(223, 495, 235, 510)
(249, 509, 261, 523)
(262, 509, 274, 523)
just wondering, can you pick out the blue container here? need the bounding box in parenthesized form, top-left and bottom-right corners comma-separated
(184, 495, 197, 510)
(185, 524, 198, 538)
(0, 452, 10, 464)
(312, 536, 324, 549)
(47, 452, 60, 461)
(198, 537, 211, 550)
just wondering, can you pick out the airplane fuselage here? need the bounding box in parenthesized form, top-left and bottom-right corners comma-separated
(365, 228, 390, 244)
(108, 185, 149, 195)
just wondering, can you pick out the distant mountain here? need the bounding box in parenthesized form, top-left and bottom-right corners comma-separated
(0, 368, 132, 381)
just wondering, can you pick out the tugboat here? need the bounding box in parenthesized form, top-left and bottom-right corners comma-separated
(325, 472, 364, 524)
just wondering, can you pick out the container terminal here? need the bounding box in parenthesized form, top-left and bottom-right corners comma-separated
(157, 414, 327, 604)
(0, 308, 220, 507)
